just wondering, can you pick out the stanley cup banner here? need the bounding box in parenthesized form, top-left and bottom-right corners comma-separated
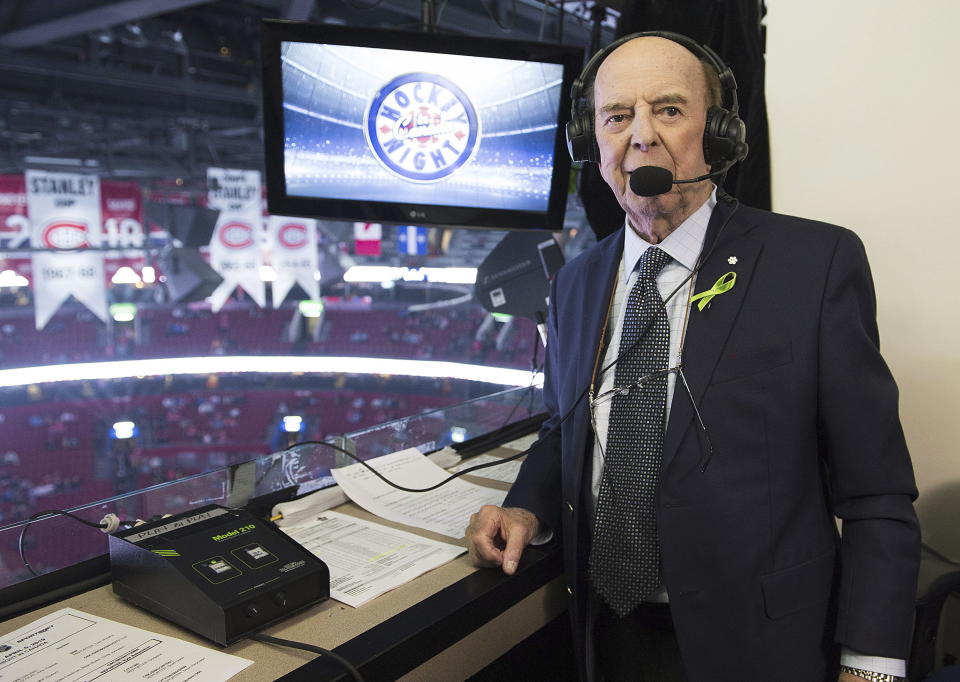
(26, 170, 108, 330)
(207, 168, 265, 312)
(267, 215, 319, 307)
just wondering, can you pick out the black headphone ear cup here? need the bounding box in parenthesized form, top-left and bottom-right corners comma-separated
(566, 107, 600, 164)
(703, 105, 746, 169)
(703, 107, 714, 167)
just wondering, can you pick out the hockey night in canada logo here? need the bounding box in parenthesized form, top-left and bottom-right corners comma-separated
(365, 73, 479, 182)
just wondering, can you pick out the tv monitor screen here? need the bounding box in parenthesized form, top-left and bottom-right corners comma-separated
(260, 20, 582, 231)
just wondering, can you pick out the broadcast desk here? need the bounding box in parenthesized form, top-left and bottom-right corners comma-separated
(0, 449, 566, 681)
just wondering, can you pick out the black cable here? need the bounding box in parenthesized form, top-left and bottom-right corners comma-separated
(586, 199, 741, 471)
(282, 200, 740, 494)
(285, 438, 531, 493)
(251, 633, 364, 682)
(496, 383, 537, 435)
(511, 202, 739, 476)
(273, 201, 740, 499)
(493, 323, 544, 433)
(18, 509, 108, 577)
(15, 208, 741, 582)
(593, 200, 741, 390)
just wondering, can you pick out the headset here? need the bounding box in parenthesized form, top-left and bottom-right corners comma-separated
(566, 30, 748, 172)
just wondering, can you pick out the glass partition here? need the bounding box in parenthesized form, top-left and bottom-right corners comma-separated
(0, 384, 543, 595)
(0, 215, 591, 524)
(254, 384, 544, 497)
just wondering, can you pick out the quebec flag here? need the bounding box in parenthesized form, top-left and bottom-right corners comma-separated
(397, 225, 428, 256)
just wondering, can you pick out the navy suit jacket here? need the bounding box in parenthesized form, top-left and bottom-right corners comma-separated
(503, 199, 920, 681)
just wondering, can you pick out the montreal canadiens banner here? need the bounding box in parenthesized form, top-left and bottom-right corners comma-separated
(2, 174, 144, 254)
(268, 215, 319, 307)
(0, 174, 28, 249)
(26, 170, 108, 330)
(207, 167, 265, 313)
(100, 179, 144, 250)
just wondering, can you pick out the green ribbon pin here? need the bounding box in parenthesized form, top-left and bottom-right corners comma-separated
(690, 271, 737, 311)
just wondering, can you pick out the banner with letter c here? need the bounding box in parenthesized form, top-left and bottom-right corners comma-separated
(207, 167, 265, 312)
(26, 170, 107, 330)
(268, 215, 319, 307)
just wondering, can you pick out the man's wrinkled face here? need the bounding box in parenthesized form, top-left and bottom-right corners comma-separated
(593, 37, 713, 229)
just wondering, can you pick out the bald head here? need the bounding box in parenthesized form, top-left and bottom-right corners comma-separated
(586, 36, 722, 118)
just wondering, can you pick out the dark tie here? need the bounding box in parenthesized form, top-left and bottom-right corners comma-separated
(590, 246, 672, 617)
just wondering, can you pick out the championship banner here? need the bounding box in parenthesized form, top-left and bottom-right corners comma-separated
(101, 180, 144, 249)
(353, 222, 382, 256)
(267, 215, 319, 307)
(26, 170, 107, 330)
(207, 168, 265, 312)
(0, 174, 28, 249)
(102, 180, 146, 285)
(0, 175, 30, 286)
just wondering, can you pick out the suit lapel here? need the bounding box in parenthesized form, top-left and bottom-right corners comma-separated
(662, 201, 762, 470)
(569, 231, 622, 504)
(575, 230, 623, 395)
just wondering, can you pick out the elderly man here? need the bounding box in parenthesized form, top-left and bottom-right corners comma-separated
(466, 33, 919, 682)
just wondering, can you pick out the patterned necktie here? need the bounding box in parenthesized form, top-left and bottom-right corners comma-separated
(590, 246, 672, 617)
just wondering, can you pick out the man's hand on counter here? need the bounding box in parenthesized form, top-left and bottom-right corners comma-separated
(466, 505, 540, 575)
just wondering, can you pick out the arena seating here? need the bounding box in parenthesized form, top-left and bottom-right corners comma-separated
(0, 301, 537, 369)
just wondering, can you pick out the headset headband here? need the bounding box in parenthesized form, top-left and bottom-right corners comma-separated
(571, 31, 738, 117)
(566, 30, 747, 169)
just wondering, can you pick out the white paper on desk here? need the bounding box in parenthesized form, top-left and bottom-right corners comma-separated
(449, 453, 523, 484)
(331, 448, 506, 539)
(504, 432, 538, 452)
(281, 510, 464, 608)
(0, 607, 251, 682)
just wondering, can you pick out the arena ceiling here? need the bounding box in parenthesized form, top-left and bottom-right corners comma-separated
(0, 0, 616, 190)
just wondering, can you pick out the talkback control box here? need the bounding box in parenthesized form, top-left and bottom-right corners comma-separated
(109, 504, 329, 645)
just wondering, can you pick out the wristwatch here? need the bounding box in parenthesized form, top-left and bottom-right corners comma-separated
(838, 665, 907, 682)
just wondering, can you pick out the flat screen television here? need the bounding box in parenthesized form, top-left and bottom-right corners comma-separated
(260, 19, 583, 232)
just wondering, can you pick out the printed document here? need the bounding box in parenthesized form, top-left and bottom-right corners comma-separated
(331, 448, 506, 538)
(280, 510, 464, 607)
(0, 607, 251, 681)
(449, 453, 523, 484)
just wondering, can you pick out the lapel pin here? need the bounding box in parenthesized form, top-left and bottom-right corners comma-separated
(727, 256, 738, 265)
(690, 271, 737, 311)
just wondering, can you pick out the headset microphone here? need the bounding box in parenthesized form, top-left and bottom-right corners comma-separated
(629, 166, 673, 197)
(629, 148, 747, 197)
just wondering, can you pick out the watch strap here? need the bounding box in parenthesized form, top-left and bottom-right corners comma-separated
(839, 664, 906, 682)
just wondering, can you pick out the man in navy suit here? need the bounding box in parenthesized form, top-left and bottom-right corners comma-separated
(466, 35, 919, 682)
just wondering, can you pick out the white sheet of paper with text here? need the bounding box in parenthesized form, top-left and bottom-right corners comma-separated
(449, 453, 523, 484)
(330, 448, 506, 538)
(281, 510, 464, 607)
(0, 607, 252, 681)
